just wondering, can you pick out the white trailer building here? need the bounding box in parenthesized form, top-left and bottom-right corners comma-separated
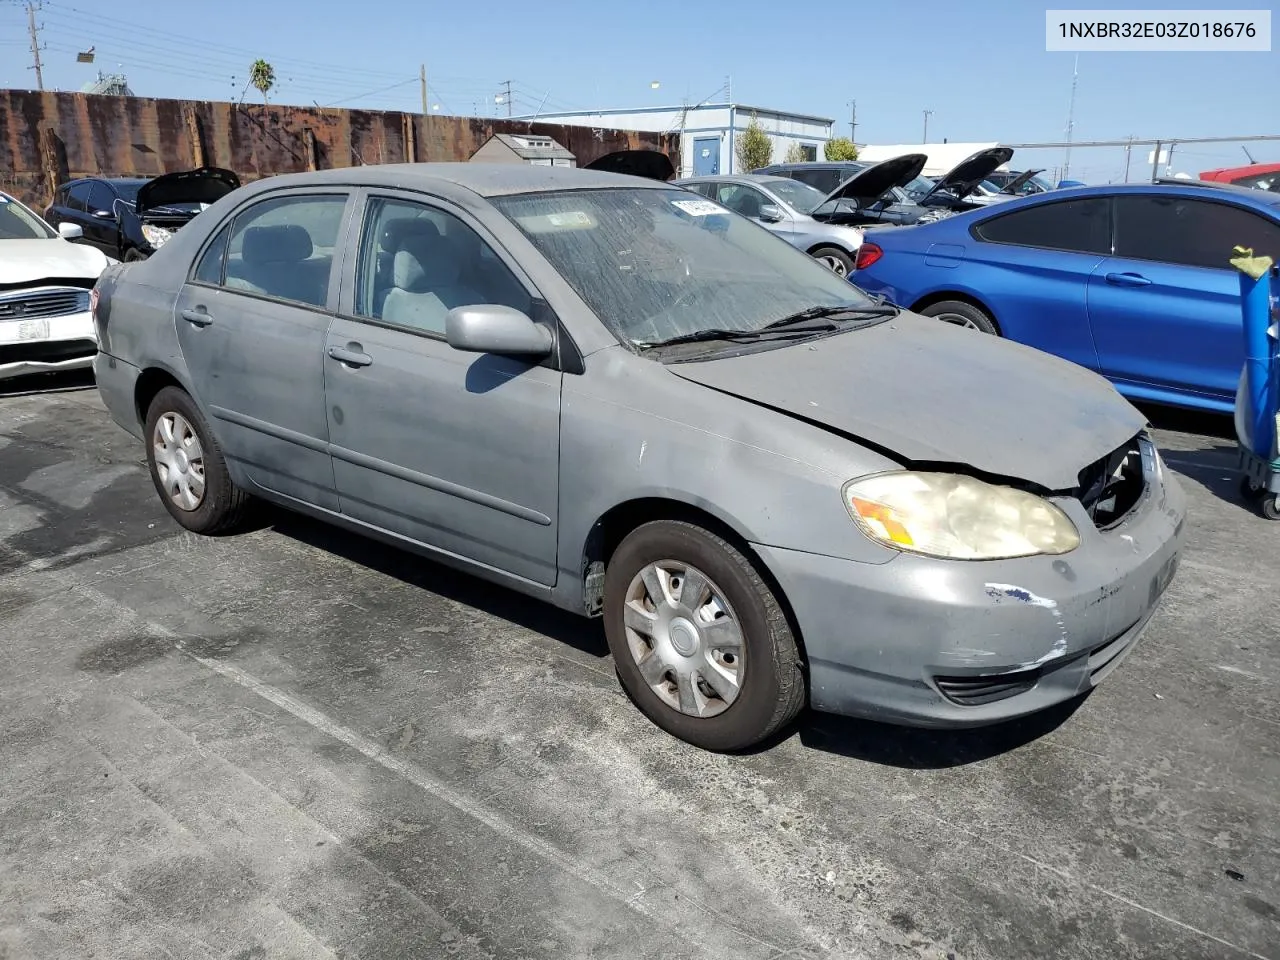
(511, 103, 834, 178)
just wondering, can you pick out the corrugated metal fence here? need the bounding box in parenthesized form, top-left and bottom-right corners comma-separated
(0, 90, 679, 208)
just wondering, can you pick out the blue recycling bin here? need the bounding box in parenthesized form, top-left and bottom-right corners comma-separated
(1235, 257, 1280, 519)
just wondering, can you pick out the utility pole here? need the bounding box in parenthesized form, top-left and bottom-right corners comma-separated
(26, 1, 45, 91)
(499, 79, 512, 117)
(1123, 136, 1133, 183)
(922, 109, 933, 143)
(1063, 53, 1079, 181)
(420, 64, 429, 162)
(847, 99, 857, 141)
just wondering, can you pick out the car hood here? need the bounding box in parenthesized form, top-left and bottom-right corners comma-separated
(667, 312, 1147, 491)
(919, 147, 1015, 204)
(0, 238, 108, 285)
(135, 167, 241, 216)
(821, 154, 928, 205)
(1000, 169, 1045, 194)
(582, 150, 676, 181)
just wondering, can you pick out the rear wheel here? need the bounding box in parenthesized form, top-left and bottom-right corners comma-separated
(810, 246, 854, 279)
(918, 299, 999, 335)
(144, 386, 250, 534)
(603, 520, 805, 751)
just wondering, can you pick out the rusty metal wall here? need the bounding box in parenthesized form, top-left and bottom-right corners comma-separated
(0, 90, 680, 209)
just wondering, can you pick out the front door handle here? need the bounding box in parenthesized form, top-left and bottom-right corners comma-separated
(1104, 272, 1151, 287)
(327, 343, 373, 368)
(180, 308, 213, 327)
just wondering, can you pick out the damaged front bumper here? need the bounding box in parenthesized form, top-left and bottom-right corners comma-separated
(754, 459, 1188, 728)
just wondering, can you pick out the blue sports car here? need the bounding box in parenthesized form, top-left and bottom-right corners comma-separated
(852, 181, 1280, 413)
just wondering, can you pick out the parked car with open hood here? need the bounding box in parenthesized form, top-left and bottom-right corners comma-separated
(90, 162, 1185, 751)
(986, 169, 1053, 196)
(0, 189, 109, 381)
(45, 167, 241, 262)
(758, 146, 1016, 226)
(675, 173, 865, 276)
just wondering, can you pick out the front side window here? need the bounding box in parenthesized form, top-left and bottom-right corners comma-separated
(87, 182, 116, 217)
(1113, 195, 1280, 269)
(761, 178, 827, 214)
(220, 194, 348, 308)
(492, 187, 876, 347)
(974, 197, 1111, 255)
(354, 197, 532, 334)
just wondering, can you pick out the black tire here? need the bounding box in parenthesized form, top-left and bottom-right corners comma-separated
(603, 520, 806, 751)
(144, 386, 251, 535)
(810, 246, 854, 279)
(1262, 496, 1280, 522)
(918, 299, 999, 335)
(1240, 475, 1268, 503)
(123, 248, 148, 262)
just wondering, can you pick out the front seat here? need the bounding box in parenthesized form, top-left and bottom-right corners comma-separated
(734, 190, 763, 219)
(381, 233, 485, 334)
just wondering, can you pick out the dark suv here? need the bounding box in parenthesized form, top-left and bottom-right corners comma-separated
(45, 168, 240, 262)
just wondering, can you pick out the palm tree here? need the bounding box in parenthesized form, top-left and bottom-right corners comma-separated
(249, 59, 275, 105)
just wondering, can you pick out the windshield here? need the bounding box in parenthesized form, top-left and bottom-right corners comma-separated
(492, 188, 876, 348)
(899, 175, 936, 202)
(112, 182, 143, 204)
(760, 178, 827, 214)
(0, 194, 56, 240)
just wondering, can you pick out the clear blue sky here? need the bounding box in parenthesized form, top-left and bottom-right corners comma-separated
(2, 0, 1276, 181)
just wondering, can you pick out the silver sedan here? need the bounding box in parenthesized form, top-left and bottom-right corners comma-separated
(675, 174, 866, 277)
(91, 163, 1185, 751)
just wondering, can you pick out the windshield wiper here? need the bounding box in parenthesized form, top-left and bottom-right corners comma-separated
(638, 323, 835, 349)
(761, 302, 898, 330)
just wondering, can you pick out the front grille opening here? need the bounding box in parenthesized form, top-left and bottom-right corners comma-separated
(0, 339, 97, 365)
(934, 668, 1040, 706)
(1076, 435, 1147, 529)
(0, 287, 91, 321)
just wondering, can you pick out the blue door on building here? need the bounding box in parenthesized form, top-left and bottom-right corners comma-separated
(692, 137, 720, 176)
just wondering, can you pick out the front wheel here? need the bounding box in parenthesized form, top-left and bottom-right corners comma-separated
(918, 299, 999, 335)
(603, 520, 806, 751)
(810, 246, 854, 279)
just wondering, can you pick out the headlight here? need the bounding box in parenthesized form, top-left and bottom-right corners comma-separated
(843, 472, 1080, 560)
(141, 224, 173, 248)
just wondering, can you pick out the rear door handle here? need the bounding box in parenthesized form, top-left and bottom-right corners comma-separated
(327, 343, 373, 368)
(1104, 272, 1151, 287)
(181, 308, 213, 327)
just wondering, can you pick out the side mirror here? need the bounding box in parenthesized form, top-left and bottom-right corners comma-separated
(758, 203, 785, 223)
(445, 304, 554, 358)
(91, 209, 116, 220)
(58, 222, 83, 240)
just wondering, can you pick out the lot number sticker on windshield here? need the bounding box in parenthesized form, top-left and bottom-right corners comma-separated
(547, 211, 593, 227)
(671, 199, 724, 217)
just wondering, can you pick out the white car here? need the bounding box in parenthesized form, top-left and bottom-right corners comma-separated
(1, 190, 112, 382)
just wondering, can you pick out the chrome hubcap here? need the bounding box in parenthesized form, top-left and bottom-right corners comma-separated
(153, 411, 206, 511)
(935, 312, 981, 330)
(622, 560, 744, 718)
(818, 255, 848, 277)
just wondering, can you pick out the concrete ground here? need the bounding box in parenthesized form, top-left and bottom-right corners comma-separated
(0, 372, 1277, 960)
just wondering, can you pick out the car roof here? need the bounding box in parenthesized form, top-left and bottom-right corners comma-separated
(675, 174, 794, 186)
(237, 162, 672, 198)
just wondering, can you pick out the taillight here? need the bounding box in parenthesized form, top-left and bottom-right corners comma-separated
(854, 242, 883, 270)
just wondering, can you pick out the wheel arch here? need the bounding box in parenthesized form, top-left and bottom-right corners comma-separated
(133, 365, 196, 427)
(580, 496, 808, 662)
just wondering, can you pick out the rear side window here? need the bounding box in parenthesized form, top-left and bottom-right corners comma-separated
(192, 224, 231, 285)
(1113, 195, 1280, 269)
(66, 182, 93, 212)
(973, 197, 1111, 255)
(219, 194, 348, 308)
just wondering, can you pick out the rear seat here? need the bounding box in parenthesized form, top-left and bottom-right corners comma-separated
(225, 224, 332, 307)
